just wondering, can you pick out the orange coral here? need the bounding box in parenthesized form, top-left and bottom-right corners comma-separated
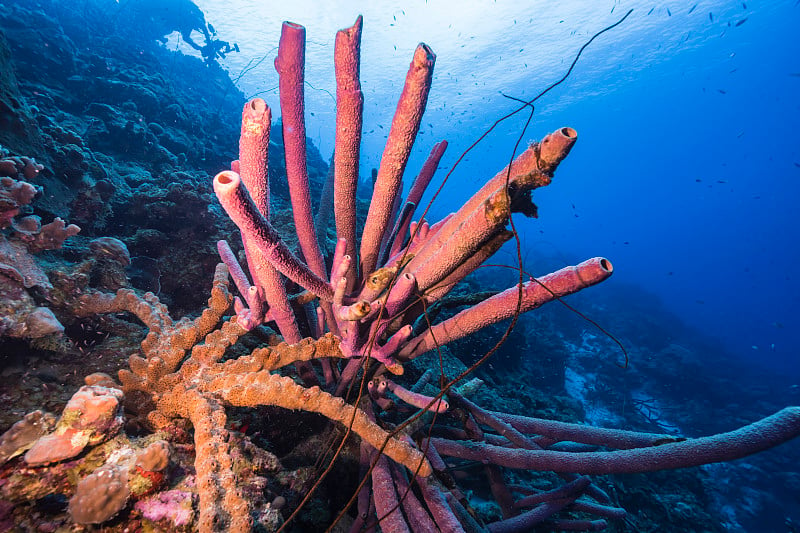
(71, 263, 429, 531)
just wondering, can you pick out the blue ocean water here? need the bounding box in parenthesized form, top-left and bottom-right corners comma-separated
(190, 0, 799, 376)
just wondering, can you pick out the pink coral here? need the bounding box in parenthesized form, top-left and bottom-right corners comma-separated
(23, 217, 80, 253)
(0, 176, 37, 229)
(134, 489, 196, 528)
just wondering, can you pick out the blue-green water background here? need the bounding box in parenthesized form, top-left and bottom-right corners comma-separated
(188, 0, 799, 378)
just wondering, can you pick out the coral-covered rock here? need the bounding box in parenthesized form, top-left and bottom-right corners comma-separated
(84, 372, 121, 389)
(24, 385, 124, 465)
(0, 175, 37, 228)
(135, 439, 171, 472)
(86, 236, 131, 290)
(0, 270, 62, 339)
(68, 463, 130, 525)
(22, 306, 64, 337)
(89, 236, 131, 266)
(9, 213, 40, 234)
(0, 171, 83, 340)
(0, 410, 56, 465)
(0, 235, 51, 290)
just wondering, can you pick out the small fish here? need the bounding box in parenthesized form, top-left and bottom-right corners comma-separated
(611, 5, 615, 13)
(743, 2, 747, 8)
(667, 7, 672, 16)
(709, 12, 714, 22)
(688, 3, 697, 14)
(648, 7, 655, 15)
(794, 162, 800, 168)
(696, 179, 702, 182)
(735, 18, 748, 26)
(718, 89, 727, 94)
(716, 180, 727, 184)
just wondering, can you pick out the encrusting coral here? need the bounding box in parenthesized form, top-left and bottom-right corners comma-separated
(0, 15, 799, 533)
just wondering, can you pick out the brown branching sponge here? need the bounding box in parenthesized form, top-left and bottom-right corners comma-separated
(73, 263, 429, 531)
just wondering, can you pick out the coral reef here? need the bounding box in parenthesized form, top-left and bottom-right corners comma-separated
(0, 8, 798, 533)
(0, 0, 255, 314)
(0, 159, 79, 339)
